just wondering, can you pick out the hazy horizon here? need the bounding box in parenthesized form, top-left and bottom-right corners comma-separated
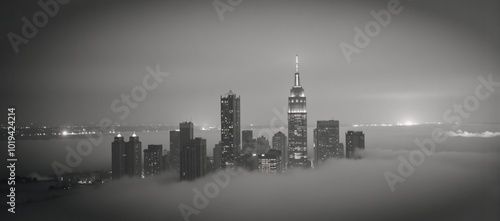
(2, 0, 499, 127)
(1, 0, 499, 220)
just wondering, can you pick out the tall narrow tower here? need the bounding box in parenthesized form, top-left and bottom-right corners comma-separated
(112, 133, 126, 180)
(220, 90, 241, 170)
(126, 133, 142, 177)
(169, 130, 180, 171)
(288, 55, 310, 168)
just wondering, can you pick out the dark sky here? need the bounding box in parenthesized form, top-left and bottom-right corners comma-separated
(1, 0, 499, 127)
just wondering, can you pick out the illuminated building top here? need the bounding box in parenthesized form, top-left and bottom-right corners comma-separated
(289, 55, 306, 113)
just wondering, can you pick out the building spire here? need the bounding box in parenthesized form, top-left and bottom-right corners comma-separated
(295, 54, 299, 73)
(294, 54, 300, 86)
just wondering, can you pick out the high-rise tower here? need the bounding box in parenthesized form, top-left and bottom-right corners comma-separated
(213, 142, 222, 171)
(272, 131, 287, 172)
(288, 55, 310, 168)
(112, 133, 142, 180)
(144, 145, 163, 177)
(220, 90, 241, 170)
(169, 130, 181, 171)
(126, 133, 142, 177)
(314, 120, 341, 168)
(112, 133, 127, 180)
(346, 131, 365, 159)
(180, 137, 207, 181)
(180, 122, 194, 150)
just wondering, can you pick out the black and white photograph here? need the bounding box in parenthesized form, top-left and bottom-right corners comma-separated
(1, 0, 499, 220)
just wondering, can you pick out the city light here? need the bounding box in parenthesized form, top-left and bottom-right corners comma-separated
(404, 121, 414, 126)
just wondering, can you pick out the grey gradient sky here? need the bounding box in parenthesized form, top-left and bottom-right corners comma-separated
(1, 0, 499, 126)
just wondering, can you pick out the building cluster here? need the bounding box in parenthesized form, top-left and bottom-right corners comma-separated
(111, 55, 365, 181)
(313, 120, 365, 167)
(112, 133, 171, 179)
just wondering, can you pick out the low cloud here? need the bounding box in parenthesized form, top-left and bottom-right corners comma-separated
(446, 130, 500, 138)
(11, 147, 500, 221)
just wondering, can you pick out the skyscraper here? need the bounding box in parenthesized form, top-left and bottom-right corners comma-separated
(126, 133, 142, 177)
(213, 142, 222, 171)
(242, 130, 253, 150)
(111, 133, 126, 180)
(272, 131, 287, 151)
(163, 150, 171, 171)
(314, 120, 341, 167)
(346, 131, 365, 159)
(169, 130, 180, 171)
(206, 156, 215, 173)
(220, 90, 240, 170)
(288, 55, 310, 168)
(313, 128, 317, 167)
(242, 130, 253, 143)
(144, 145, 163, 177)
(258, 152, 280, 175)
(238, 153, 259, 171)
(272, 131, 287, 169)
(180, 137, 207, 181)
(180, 122, 193, 150)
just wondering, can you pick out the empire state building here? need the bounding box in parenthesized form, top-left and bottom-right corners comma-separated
(287, 55, 310, 168)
